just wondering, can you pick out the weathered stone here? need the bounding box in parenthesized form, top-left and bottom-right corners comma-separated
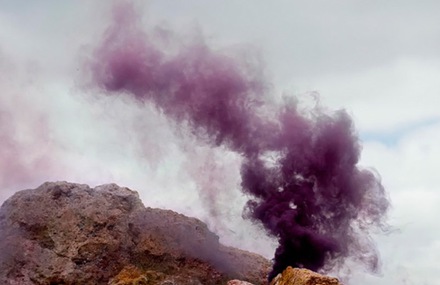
(269, 267, 341, 285)
(0, 182, 270, 285)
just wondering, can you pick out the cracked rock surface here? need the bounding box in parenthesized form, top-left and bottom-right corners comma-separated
(0, 182, 270, 285)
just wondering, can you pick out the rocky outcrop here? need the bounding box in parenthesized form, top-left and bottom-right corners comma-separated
(0, 182, 270, 285)
(269, 267, 340, 285)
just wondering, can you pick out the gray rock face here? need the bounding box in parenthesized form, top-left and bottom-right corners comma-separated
(0, 182, 270, 285)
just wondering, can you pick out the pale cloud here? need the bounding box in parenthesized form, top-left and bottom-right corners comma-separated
(292, 58, 440, 132)
(355, 122, 440, 284)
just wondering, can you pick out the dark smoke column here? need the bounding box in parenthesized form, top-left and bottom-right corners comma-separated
(86, 3, 389, 280)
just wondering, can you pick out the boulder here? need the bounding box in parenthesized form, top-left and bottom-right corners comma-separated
(0, 182, 270, 285)
(269, 267, 341, 285)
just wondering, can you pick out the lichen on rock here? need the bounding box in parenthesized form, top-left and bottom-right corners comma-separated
(108, 265, 164, 285)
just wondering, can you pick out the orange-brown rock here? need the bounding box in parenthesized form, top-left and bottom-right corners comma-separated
(269, 267, 341, 285)
(0, 182, 270, 285)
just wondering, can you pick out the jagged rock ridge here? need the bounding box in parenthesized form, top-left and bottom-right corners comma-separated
(0, 182, 270, 285)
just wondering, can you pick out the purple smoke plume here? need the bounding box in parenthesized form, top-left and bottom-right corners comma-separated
(86, 3, 389, 280)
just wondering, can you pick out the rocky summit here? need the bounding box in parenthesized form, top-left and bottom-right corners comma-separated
(0, 182, 270, 285)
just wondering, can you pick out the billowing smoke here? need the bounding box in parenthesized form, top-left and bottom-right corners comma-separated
(85, 2, 389, 280)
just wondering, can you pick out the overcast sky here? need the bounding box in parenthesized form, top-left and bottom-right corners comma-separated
(0, 1, 439, 284)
